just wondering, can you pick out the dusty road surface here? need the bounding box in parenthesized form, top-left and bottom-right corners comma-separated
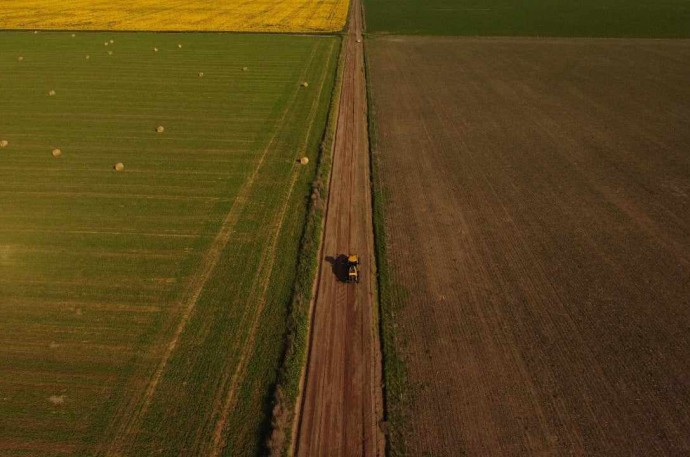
(295, 0, 384, 455)
(368, 36, 690, 456)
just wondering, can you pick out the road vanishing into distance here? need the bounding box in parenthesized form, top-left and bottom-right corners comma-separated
(295, 0, 384, 454)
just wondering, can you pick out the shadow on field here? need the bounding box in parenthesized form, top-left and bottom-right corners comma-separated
(325, 254, 350, 282)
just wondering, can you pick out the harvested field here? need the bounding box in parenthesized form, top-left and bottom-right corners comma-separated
(0, 0, 349, 32)
(0, 31, 338, 455)
(363, 0, 690, 37)
(367, 36, 690, 456)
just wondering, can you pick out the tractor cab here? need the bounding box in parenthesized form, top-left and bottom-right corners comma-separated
(347, 255, 360, 283)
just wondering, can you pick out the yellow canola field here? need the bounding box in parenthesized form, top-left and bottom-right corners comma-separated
(0, 0, 349, 32)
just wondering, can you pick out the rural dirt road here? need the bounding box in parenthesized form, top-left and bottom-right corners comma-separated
(295, 0, 384, 455)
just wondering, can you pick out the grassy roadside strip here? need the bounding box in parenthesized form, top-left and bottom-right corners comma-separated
(266, 34, 347, 457)
(363, 36, 409, 457)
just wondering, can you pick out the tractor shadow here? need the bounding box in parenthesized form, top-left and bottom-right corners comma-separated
(325, 254, 350, 283)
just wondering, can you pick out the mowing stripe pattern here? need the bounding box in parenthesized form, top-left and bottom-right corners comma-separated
(0, 31, 338, 456)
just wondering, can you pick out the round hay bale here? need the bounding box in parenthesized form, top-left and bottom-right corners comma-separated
(48, 90, 56, 96)
(108, 51, 113, 56)
(178, 44, 183, 48)
(109, 39, 114, 44)
(0, 140, 9, 148)
(242, 66, 248, 71)
(156, 126, 165, 133)
(198, 72, 204, 78)
(299, 157, 309, 165)
(51, 148, 62, 158)
(356, 39, 362, 43)
(85, 55, 90, 60)
(153, 47, 159, 52)
(33, 30, 39, 34)
(48, 395, 65, 406)
(18, 56, 24, 62)
(113, 162, 125, 172)
(301, 82, 309, 88)
(71, 33, 76, 38)
(104, 41, 109, 46)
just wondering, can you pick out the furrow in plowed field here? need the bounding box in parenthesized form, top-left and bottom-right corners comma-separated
(368, 36, 690, 456)
(0, 31, 337, 456)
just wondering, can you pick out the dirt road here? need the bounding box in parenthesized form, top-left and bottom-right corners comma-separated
(368, 36, 690, 456)
(295, 0, 384, 455)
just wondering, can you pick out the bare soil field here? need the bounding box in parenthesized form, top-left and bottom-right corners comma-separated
(367, 36, 690, 456)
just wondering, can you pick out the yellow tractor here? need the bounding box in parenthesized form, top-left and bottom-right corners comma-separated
(347, 255, 360, 283)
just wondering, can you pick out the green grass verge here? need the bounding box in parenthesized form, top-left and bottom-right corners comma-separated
(363, 0, 690, 37)
(266, 34, 347, 457)
(363, 38, 410, 457)
(0, 31, 337, 456)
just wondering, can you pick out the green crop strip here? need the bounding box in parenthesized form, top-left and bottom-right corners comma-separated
(266, 34, 346, 457)
(0, 31, 338, 456)
(364, 0, 690, 38)
(363, 36, 411, 457)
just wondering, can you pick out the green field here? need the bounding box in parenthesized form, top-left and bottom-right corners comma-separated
(363, 0, 690, 37)
(0, 31, 338, 456)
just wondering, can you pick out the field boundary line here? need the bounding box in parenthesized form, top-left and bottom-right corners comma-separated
(101, 44, 322, 456)
(363, 36, 410, 457)
(362, 31, 388, 457)
(260, 31, 347, 457)
(206, 39, 337, 457)
(287, 35, 349, 457)
(191, 43, 325, 453)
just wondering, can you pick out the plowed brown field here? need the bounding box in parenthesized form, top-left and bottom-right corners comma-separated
(368, 36, 690, 456)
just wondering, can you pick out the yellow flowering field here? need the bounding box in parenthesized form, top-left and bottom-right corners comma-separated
(0, 0, 349, 32)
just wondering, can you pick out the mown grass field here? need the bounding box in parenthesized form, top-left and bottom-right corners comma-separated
(363, 0, 690, 37)
(0, 0, 349, 33)
(0, 31, 338, 456)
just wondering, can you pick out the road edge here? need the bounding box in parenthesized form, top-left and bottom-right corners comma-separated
(363, 35, 410, 457)
(265, 33, 348, 457)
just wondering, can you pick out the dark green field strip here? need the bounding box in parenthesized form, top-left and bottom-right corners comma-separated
(367, 36, 690, 455)
(0, 31, 338, 455)
(0, 302, 150, 453)
(2, 192, 215, 214)
(0, 192, 229, 207)
(0, 281, 167, 302)
(0, 229, 198, 249)
(0, 249, 180, 279)
(0, 215, 209, 234)
(0, 160, 254, 176)
(0, 304, 158, 360)
(0, 169, 252, 192)
(0, 338, 144, 362)
(363, 0, 690, 37)
(0, 304, 161, 334)
(0, 119, 275, 136)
